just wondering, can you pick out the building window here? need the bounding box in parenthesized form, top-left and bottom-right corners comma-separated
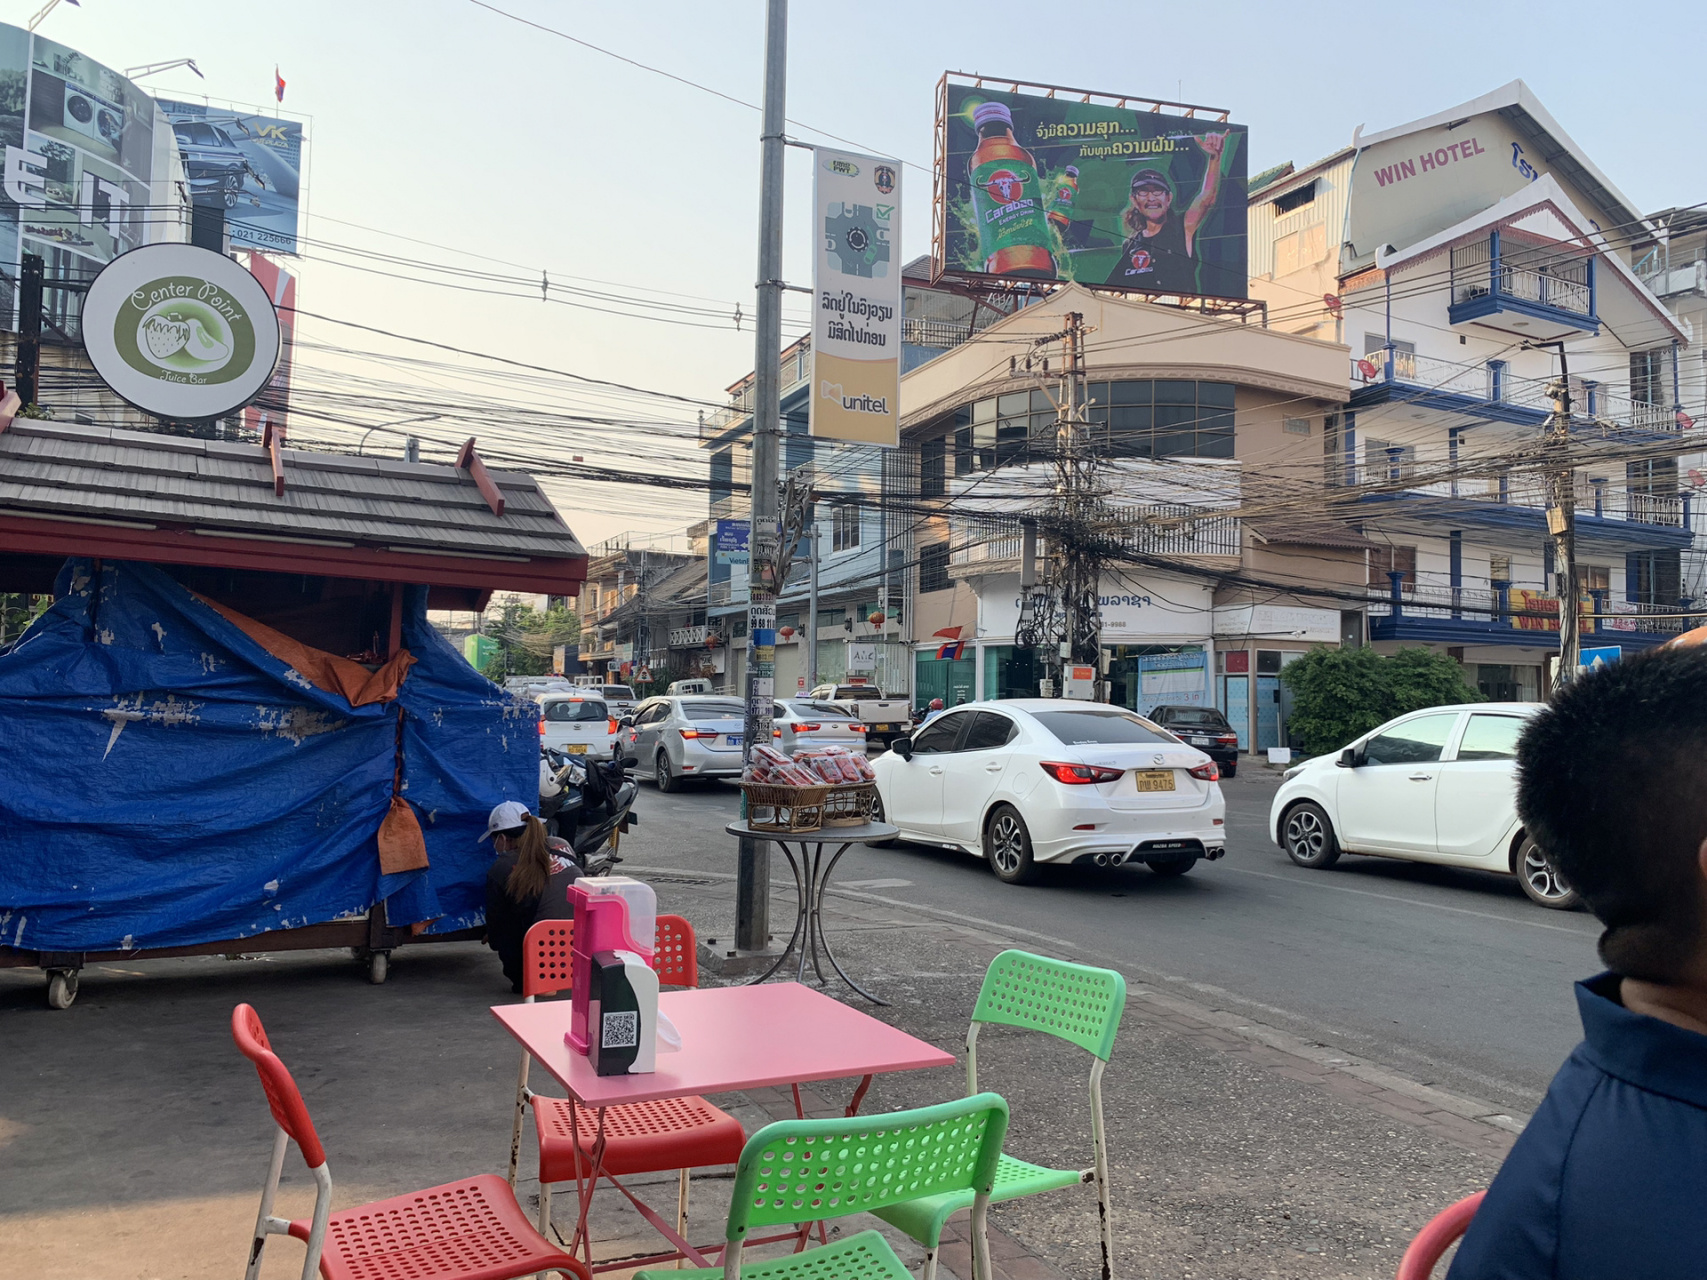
(1627, 550, 1681, 606)
(832, 503, 861, 551)
(1364, 439, 1418, 483)
(1488, 359, 1507, 402)
(918, 543, 950, 593)
(1369, 545, 1417, 592)
(1283, 416, 1311, 436)
(1271, 180, 1317, 216)
(1083, 379, 1235, 460)
(1363, 334, 1417, 380)
(709, 448, 734, 510)
(920, 436, 946, 498)
(1631, 347, 1668, 405)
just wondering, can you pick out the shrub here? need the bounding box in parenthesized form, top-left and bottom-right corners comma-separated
(1280, 646, 1481, 755)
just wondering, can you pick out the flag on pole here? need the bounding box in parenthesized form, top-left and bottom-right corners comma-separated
(274, 66, 287, 103)
(933, 625, 965, 661)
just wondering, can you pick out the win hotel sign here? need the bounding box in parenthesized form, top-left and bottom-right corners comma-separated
(83, 244, 282, 422)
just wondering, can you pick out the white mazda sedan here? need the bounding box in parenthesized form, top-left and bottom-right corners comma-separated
(1266, 702, 1576, 908)
(870, 699, 1226, 884)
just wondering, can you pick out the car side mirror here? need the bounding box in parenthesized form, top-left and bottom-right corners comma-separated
(891, 737, 914, 761)
(619, 716, 635, 729)
(1337, 747, 1360, 768)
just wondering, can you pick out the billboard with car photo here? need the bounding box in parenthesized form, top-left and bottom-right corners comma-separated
(935, 74, 1249, 300)
(156, 99, 303, 255)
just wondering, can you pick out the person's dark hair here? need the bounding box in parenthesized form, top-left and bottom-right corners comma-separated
(502, 814, 553, 902)
(1516, 646, 1707, 980)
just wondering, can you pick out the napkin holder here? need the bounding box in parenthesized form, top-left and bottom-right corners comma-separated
(566, 877, 656, 1055)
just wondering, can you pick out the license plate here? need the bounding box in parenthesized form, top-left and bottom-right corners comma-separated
(1133, 770, 1175, 792)
(871, 724, 894, 732)
(563, 744, 588, 755)
(726, 734, 742, 746)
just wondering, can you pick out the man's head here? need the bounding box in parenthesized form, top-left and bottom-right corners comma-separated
(1129, 169, 1174, 222)
(1517, 646, 1707, 981)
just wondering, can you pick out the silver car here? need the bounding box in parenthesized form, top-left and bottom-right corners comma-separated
(625, 696, 751, 792)
(775, 699, 867, 757)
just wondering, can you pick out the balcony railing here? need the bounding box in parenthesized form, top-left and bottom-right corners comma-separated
(668, 624, 708, 647)
(1448, 234, 1595, 322)
(949, 505, 1240, 568)
(1352, 351, 1684, 435)
(1366, 583, 1696, 634)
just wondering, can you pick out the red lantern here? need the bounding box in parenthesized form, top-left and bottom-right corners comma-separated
(779, 625, 796, 640)
(868, 610, 886, 627)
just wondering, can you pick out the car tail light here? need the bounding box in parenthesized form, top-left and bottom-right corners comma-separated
(773, 728, 782, 738)
(849, 723, 866, 733)
(1040, 761, 1123, 785)
(1188, 761, 1220, 781)
(538, 719, 545, 737)
(1216, 734, 1238, 745)
(679, 729, 716, 739)
(607, 718, 618, 735)
(791, 723, 820, 733)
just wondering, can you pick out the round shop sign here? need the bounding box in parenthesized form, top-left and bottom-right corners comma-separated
(82, 243, 281, 421)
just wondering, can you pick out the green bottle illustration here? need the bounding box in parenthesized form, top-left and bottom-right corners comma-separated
(967, 101, 1055, 279)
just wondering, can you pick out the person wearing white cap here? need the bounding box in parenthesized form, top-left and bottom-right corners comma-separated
(481, 801, 579, 993)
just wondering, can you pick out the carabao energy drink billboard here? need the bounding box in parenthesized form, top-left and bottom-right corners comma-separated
(936, 77, 1248, 300)
(810, 147, 901, 447)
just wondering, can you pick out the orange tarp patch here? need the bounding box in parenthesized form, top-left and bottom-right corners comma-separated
(377, 796, 429, 874)
(195, 594, 416, 705)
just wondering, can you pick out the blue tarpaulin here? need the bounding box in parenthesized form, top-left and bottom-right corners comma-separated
(0, 559, 538, 953)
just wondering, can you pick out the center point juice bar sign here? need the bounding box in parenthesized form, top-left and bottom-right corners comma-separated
(935, 75, 1249, 301)
(810, 147, 901, 447)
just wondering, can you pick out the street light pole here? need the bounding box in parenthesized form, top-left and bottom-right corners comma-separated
(736, 0, 788, 955)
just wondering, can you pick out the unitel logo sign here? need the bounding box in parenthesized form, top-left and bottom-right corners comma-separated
(82, 244, 281, 421)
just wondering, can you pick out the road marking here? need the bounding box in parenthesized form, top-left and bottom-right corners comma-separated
(1222, 865, 1599, 936)
(837, 878, 913, 889)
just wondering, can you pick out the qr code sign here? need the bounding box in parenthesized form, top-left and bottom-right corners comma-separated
(601, 1011, 639, 1049)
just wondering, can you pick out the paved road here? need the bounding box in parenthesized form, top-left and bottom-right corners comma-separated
(620, 766, 1601, 1113)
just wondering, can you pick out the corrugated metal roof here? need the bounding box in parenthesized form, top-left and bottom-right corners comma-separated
(0, 420, 585, 562)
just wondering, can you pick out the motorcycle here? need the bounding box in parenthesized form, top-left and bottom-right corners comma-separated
(539, 746, 640, 877)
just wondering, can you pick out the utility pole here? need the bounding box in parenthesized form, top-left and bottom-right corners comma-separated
(807, 516, 820, 689)
(735, 0, 788, 956)
(1038, 312, 1102, 695)
(16, 252, 43, 408)
(1541, 343, 1579, 687)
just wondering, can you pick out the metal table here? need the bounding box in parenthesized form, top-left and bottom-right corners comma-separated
(726, 819, 899, 1004)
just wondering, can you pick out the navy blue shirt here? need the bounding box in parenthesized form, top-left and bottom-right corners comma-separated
(1448, 972, 1707, 1279)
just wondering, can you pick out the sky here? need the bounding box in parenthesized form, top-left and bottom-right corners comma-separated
(20, 0, 1707, 549)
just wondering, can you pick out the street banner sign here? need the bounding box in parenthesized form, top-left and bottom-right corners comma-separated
(1580, 646, 1621, 672)
(810, 147, 901, 447)
(713, 519, 749, 565)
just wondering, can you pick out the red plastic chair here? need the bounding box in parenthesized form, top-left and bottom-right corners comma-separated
(1397, 1191, 1485, 1280)
(232, 1003, 586, 1280)
(507, 915, 744, 1253)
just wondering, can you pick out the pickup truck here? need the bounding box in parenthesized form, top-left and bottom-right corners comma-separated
(805, 683, 913, 749)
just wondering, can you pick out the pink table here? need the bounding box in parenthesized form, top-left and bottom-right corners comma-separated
(491, 981, 956, 1107)
(490, 982, 957, 1270)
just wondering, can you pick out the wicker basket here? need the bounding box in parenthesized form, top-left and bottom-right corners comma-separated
(822, 782, 877, 827)
(740, 781, 829, 833)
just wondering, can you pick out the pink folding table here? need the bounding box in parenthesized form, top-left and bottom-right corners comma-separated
(491, 981, 957, 1271)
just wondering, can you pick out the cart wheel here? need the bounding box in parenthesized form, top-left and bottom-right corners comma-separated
(368, 951, 389, 984)
(46, 970, 79, 1010)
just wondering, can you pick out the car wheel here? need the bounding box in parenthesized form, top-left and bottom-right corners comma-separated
(1147, 857, 1198, 877)
(1516, 836, 1581, 910)
(985, 804, 1038, 885)
(1282, 801, 1341, 869)
(868, 790, 898, 847)
(655, 749, 680, 794)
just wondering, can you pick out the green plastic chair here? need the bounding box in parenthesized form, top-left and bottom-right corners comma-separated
(633, 1093, 1009, 1280)
(871, 950, 1127, 1280)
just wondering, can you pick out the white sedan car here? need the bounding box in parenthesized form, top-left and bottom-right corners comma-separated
(1266, 702, 1576, 909)
(870, 699, 1226, 884)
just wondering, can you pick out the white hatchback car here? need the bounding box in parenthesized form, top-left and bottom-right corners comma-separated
(870, 699, 1226, 884)
(1266, 702, 1577, 908)
(536, 692, 616, 756)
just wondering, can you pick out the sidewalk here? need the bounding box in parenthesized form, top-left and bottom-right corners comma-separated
(0, 862, 1516, 1280)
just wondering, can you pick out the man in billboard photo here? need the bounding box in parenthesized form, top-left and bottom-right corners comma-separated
(1105, 130, 1226, 294)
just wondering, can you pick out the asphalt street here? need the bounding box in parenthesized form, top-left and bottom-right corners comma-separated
(623, 765, 1602, 1114)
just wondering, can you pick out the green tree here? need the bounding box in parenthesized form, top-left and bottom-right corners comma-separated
(479, 602, 580, 680)
(1280, 646, 1481, 755)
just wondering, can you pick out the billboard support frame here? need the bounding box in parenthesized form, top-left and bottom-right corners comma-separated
(931, 71, 1248, 304)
